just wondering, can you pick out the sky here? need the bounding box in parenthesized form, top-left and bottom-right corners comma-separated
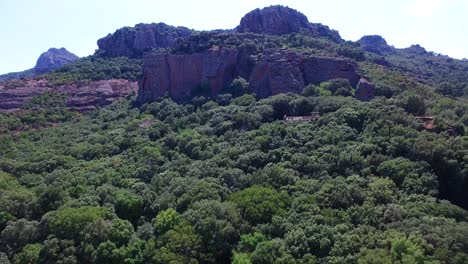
(0, 0, 467, 74)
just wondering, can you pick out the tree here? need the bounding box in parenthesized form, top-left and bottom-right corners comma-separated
(114, 190, 144, 224)
(232, 253, 252, 264)
(285, 224, 335, 258)
(239, 232, 266, 252)
(250, 239, 295, 264)
(92, 241, 123, 264)
(367, 177, 396, 204)
(153, 208, 182, 236)
(229, 186, 291, 225)
(184, 200, 242, 262)
(225, 77, 249, 97)
(48, 207, 109, 239)
(14, 244, 42, 264)
(404, 94, 426, 115)
(1, 219, 40, 252)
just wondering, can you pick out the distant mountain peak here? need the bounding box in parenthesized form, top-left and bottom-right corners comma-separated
(34, 47, 79, 75)
(0, 47, 79, 81)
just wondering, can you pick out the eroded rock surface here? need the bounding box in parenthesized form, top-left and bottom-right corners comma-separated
(0, 79, 137, 112)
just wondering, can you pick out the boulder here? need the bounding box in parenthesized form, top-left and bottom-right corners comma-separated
(355, 78, 375, 101)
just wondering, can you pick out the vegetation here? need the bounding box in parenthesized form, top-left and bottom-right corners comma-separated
(0, 80, 467, 263)
(38, 56, 142, 86)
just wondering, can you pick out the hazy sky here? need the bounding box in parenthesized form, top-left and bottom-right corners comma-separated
(0, 0, 467, 74)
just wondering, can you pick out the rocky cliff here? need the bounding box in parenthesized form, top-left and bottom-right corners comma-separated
(97, 23, 193, 58)
(140, 47, 245, 102)
(139, 48, 363, 103)
(0, 79, 137, 112)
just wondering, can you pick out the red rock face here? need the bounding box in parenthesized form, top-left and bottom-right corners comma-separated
(0, 79, 137, 112)
(249, 50, 305, 98)
(139, 48, 364, 103)
(140, 48, 241, 102)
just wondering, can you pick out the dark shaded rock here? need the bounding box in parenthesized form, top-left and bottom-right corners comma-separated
(34, 48, 79, 75)
(0, 79, 137, 112)
(139, 48, 363, 103)
(97, 23, 193, 58)
(358, 35, 394, 55)
(355, 78, 375, 101)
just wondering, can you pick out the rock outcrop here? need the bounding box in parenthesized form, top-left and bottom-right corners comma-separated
(97, 23, 193, 58)
(139, 48, 362, 103)
(237, 5, 310, 35)
(357, 35, 394, 55)
(34, 48, 79, 75)
(0, 79, 137, 112)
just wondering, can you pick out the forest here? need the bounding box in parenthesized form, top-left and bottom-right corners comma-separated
(0, 70, 467, 263)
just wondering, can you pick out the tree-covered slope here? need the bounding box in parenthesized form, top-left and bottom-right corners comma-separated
(0, 85, 467, 263)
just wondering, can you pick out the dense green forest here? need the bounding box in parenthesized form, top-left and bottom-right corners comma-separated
(1, 71, 468, 263)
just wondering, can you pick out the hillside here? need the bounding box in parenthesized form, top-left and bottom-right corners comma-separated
(0, 5, 467, 264)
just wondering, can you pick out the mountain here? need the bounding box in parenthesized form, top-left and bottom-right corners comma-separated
(0, 5, 467, 264)
(0, 48, 78, 81)
(34, 48, 79, 75)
